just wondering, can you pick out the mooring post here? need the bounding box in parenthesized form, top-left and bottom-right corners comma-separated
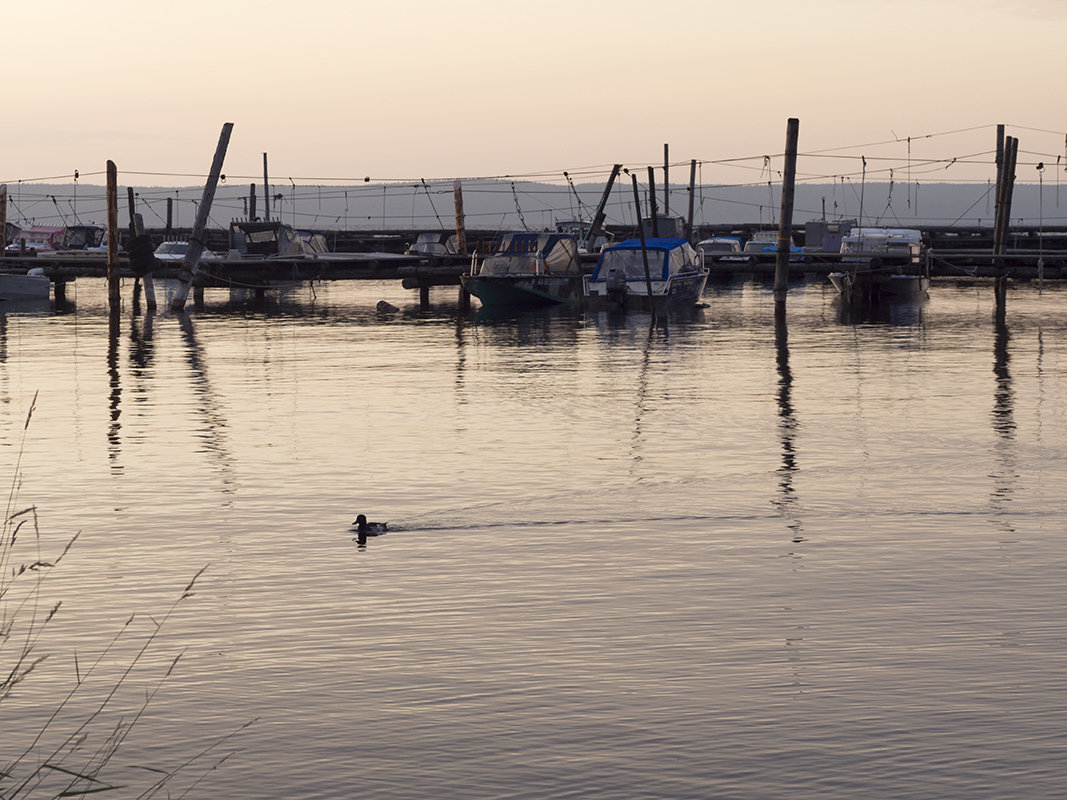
(585, 164, 621, 252)
(127, 187, 157, 311)
(453, 179, 467, 255)
(171, 122, 234, 312)
(263, 153, 271, 222)
(0, 184, 7, 252)
(686, 159, 697, 243)
(106, 161, 120, 309)
(774, 118, 800, 308)
(630, 175, 655, 316)
(646, 167, 659, 238)
(663, 143, 670, 217)
(249, 183, 257, 221)
(994, 124, 1005, 246)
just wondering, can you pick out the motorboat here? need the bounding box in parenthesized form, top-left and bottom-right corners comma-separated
(406, 231, 458, 257)
(0, 268, 50, 301)
(828, 227, 928, 301)
(584, 237, 709, 309)
(154, 240, 218, 262)
(460, 232, 585, 308)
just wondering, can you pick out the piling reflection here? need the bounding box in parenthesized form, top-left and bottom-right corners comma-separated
(107, 307, 122, 473)
(990, 296, 1017, 513)
(833, 294, 927, 326)
(773, 309, 803, 542)
(176, 312, 237, 496)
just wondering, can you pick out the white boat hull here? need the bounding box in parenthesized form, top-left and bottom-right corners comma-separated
(0, 272, 50, 301)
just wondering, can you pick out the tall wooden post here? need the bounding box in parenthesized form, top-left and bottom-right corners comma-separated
(995, 136, 1018, 257)
(453, 179, 467, 255)
(663, 143, 670, 216)
(127, 187, 157, 311)
(647, 166, 659, 237)
(994, 124, 1005, 240)
(630, 175, 655, 314)
(166, 197, 173, 236)
(263, 153, 271, 221)
(686, 159, 697, 243)
(171, 123, 234, 311)
(106, 161, 120, 308)
(249, 183, 257, 220)
(585, 164, 621, 252)
(774, 118, 800, 308)
(0, 184, 7, 251)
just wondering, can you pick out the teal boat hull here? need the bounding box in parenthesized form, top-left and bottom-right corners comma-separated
(461, 274, 584, 308)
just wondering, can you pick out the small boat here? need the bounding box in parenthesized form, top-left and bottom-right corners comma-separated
(154, 240, 219, 262)
(583, 237, 709, 309)
(460, 232, 585, 308)
(0, 268, 50, 301)
(406, 231, 458, 257)
(828, 227, 928, 301)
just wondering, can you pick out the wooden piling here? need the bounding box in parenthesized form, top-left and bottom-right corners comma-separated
(995, 136, 1018, 258)
(663, 143, 670, 216)
(774, 118, 800, 306)
(453, 179, 467, 255)
(106, 161, 120, 308)
(166, 197, 173, 236)
(171, 122, 234, 312)
(647, 167, 659, 237)
(0, 184, 7, 251)
(585, 164, 621, 252)
(263, 153, 271, 222)
(686, 159, 697, 243)
(630, 175, 655, 312)
(127, 186, 156, 311)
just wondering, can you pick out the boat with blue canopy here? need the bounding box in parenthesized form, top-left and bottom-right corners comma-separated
(583, 237, 708, 309)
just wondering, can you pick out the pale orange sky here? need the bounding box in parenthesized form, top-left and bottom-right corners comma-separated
(2, 0, 1065, 187)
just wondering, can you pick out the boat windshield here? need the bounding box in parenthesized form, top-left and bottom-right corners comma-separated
(593, 240, 699, 281)
(479, 234, 581, 276)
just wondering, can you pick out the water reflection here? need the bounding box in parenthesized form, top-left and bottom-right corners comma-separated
(773, 309, 803, 543)
(833, 294, 927, 326)
(176, 313, 237, 496)
(108, 307, 122, 472)
(990, 299, 1017, 514)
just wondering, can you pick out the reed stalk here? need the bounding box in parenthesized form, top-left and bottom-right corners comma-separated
(1, 394, 249, 798)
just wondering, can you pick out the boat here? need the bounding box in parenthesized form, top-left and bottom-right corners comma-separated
(583, 237, 709, 309)
(828, 227, 929, 301)
(5, 225, 66, 254)
(406, 231, 458, 257)
(460, 232, 585, 308)
(0, 268, 50, 301)
(154, 240, 219, 262)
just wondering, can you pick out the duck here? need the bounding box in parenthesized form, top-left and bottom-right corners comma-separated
(352, 514, 387, 535)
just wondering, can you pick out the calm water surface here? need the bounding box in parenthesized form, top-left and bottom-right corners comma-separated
(2, 277, 1065, 798)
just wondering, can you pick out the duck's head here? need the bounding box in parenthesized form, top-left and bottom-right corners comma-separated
(354, 514, 368, 531)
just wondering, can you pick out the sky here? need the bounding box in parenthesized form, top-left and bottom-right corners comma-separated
(2, 0, 1066, 190)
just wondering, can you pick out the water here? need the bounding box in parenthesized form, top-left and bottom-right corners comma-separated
(2, 277, 1066, 798)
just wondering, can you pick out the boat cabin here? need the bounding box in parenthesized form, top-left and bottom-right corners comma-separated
(840, 228, 922, 262)
(590, 238, 703, 282)
(8, 225, 67, 253)
(477, 233, 582, 276)
(228, 220, 325, 258)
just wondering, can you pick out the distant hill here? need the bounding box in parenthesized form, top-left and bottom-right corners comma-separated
(4, 180, 1064, 232)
